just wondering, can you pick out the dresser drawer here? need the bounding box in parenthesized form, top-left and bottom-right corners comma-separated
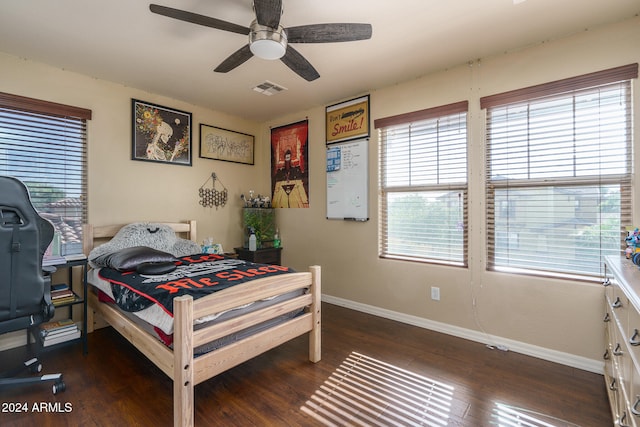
(627, 366, 640, 426)
(605, 256, 640, 427)
(627, 308, 640, 372)
(610, 282, 630, 328)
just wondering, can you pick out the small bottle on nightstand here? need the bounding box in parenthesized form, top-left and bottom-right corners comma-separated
(248, 228, 257, 251)
(273, 228, 280, 248)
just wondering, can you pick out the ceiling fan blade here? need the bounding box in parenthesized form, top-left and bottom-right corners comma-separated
(280, 46, 320, 81)
(286, 23, 372, 43)
(253, 0, 282, 28)
(149, 4, 250, 35)
(214, 45, 254, 73)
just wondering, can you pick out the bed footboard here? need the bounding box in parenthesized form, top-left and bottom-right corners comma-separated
(172, 265, 321, 427)
(90, 264, 321, 427)
(309, 265, 321, 363)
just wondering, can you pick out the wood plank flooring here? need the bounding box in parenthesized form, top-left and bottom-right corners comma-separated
(1, 303, 611, 426)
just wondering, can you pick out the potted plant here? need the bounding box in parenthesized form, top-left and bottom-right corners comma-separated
(241, 192, 276, 249)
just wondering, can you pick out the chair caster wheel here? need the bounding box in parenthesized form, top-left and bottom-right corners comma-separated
(30, 362, 43, 374)
(52, 381, 66, 395)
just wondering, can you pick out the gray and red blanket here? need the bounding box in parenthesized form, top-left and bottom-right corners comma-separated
(98, 253, 293, 316)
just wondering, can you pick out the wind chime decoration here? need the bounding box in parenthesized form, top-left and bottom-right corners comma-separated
(199, 172, 228, 209)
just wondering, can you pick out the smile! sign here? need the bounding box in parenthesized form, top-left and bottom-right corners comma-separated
(326, 95, 370, 144)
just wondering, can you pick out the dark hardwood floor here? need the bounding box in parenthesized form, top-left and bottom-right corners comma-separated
(1, 303, 611, 426)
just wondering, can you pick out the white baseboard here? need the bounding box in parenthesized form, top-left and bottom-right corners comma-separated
(1, 294, 603, 374)
(322, 294, 603, 374)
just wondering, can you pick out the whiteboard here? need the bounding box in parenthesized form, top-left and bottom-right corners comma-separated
(326, 138, 369, 220)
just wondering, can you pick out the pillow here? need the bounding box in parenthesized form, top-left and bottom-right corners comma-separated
(136, 261, 177, 275)
(91, 246, 178, 271)
(87, 222, 201, 268)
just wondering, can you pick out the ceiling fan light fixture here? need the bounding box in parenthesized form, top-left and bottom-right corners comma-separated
(150, 3, 371, 81)
(249, 21, 287, 60)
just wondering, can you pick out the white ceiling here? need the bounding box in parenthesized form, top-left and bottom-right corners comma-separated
(0, 1, 638, 122)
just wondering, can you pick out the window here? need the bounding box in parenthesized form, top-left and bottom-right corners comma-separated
(482, 64, 638, 279)
(0, 92, 91, 256)
(375, 101, 469, 265)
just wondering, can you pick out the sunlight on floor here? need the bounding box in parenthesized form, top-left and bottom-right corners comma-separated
(492, 402, 580, 427)
(300, 351, 454, 426)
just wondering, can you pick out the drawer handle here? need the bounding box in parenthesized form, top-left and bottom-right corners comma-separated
(604, 348, 610, 360)
(613, 297, 623, 309)
(610, 377, 617, 391)
(604, 312, 610, 322)
(619, 411, 630, 427)
(631, 329, 640, 346)
(632, 396, 640, 416)
(603, 278, 611, 286)
(614, 343, 623, 356)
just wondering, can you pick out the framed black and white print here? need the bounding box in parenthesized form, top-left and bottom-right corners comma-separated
(199, 124, 255, 165)
(132, 99, 192, 166)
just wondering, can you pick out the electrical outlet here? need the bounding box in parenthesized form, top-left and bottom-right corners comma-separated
(431, 286, 440, 301)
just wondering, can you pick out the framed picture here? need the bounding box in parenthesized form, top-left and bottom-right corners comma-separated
(199, 124, 255, 165)
(325, 94, 370, 145)
(271, 120, 309, 208)
(132, 99, 192, 166)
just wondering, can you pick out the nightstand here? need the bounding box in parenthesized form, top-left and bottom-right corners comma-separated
(34, 257, 88, 355)
(234, 247, 282, 265)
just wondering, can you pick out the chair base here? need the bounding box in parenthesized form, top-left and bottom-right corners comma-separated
(0, 357, 65, 395)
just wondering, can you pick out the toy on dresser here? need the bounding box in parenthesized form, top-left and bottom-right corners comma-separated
(625, 227, 640, 265)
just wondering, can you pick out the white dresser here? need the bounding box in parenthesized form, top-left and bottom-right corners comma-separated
(604, 255, 640, 426)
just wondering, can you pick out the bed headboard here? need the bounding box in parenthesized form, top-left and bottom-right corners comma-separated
(82, 220, 197, 254)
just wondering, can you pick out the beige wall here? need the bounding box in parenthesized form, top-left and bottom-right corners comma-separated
(0, 52, 266, 251)
(1, 15, 638, 366)
(264, 16, 640, 366)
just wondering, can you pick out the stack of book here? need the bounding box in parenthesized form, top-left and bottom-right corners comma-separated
(51, 283, 76, 305)
(42, 253, 87, 267)
(38, 318, 81, 347)
(42, 255, 66, 267)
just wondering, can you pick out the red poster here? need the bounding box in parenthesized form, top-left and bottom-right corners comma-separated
(271, 120, 309, 208)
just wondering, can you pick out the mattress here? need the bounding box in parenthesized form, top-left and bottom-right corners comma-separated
(89, 268, 304, 329)
(87, 256, 307, 352)
(89, 277, 305, 355)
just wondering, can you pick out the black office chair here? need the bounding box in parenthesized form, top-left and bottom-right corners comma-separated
(0, 176, 65, 394)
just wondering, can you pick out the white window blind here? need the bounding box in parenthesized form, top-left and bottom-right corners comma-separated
(376, 101, 468, 265)
(482, 64, 637, 279)
(0, 92, 90, 256)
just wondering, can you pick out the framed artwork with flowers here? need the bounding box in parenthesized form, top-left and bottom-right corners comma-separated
(132, 99, 192, 166)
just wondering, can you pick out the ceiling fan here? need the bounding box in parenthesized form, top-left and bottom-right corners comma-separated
(149, 1, 372, 81)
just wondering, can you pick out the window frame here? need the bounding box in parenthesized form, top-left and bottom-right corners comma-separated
(0, 92, 91, 256)
(375, 101, 469, 266)
(481, 64, 638, 280)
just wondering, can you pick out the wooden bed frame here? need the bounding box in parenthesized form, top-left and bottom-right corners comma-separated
(82, 220, 321, 427)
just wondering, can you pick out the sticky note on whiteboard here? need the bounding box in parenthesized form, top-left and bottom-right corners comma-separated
(326, 147, 341, 172)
